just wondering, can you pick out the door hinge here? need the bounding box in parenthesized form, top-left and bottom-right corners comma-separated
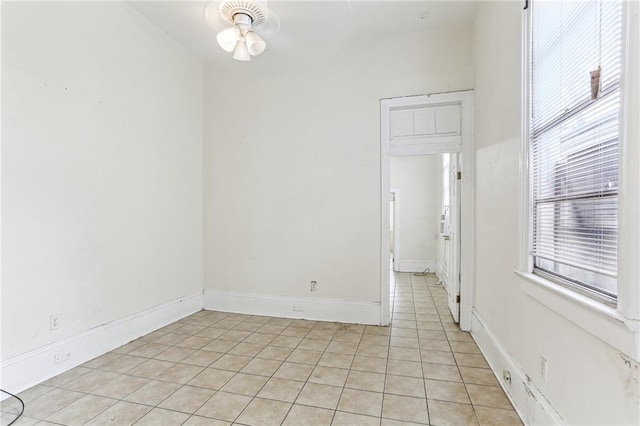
(456, 295, 461, 303)
(456, 171, 462, 180)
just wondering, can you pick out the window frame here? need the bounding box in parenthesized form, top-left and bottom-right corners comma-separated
(517, 0, 640, 351)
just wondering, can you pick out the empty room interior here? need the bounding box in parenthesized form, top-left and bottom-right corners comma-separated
(1, 0, 639, 425)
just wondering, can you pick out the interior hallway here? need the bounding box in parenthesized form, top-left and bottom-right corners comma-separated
(1, 272, 520, 425)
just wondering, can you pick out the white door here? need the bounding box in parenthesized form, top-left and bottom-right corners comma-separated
(447, 155, 461, 322)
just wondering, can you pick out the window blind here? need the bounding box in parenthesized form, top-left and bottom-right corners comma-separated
(530, 0, 623, 299)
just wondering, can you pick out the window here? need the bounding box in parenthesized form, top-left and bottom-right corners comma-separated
(529, 0, 624, 300)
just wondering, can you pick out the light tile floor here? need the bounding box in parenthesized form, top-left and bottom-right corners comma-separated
(1, 273, 522, 425)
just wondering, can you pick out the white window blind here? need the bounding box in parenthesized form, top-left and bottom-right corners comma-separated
(530, 0, 623, 299)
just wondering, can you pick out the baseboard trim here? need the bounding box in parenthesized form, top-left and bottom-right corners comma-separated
(397, 259, 437, 273)
(0, 292, 203, 394)
(471, 308, 565, 425)
(203, 290, 381, 325)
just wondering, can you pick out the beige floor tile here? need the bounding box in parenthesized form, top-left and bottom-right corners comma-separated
(274, 362, 314, 382)
(128, 342, 171, 358)
(381, 418, 425, 426)
(271, 335, 303, 348)
(243, 333, 277, 345)
(387, 359, 423, 378)
(0, 413, 39, 425)
(91, 375, 148, 399)
(99, 355, 147, 373)
(474, 406, 523, 426)
(235, 397, 292, 426)
(41, 366, 91, 387)
(450, 341, 481, 355)
(240, 357, 283, 376)
(134, 407, 190, 425)
(154, 346, 197, 363)
(202, 339, 238, 353)
(295, 383, 342, 409)
(195, 391, 251, 421)
(351, 356, 387, 373)
(421, 350, 456, 365)
(156, 363, 204, 384)
(385, 375, 425, 398)
(83, 352, 122, 369)
(219, 330, 251, 342)
(209, 354, 252, 372)
(422, 363, 462, 382)
(466, 384, 513, 409)
(158, 385, 216, 414)
(281, 404, 333, 426)
(61, 370, 120, 393)
(391, 328, 418, 338)
(282, 326, 311, 338)
(418, 330, 447, 341)
(365, 325, 390, 336)
(337, 388, 383, 417)
(453, 353, 490, 369)
(297, 338, 330, 352)
(308, 366, 349, 387)
(317, 352, 354, 369)
(357, 344, 389, 358)
(391, 336, 420, 349)
(428, 400, 479, 426)
(325, 341, 358, 355)
(228, 342, 265, 357)
(233, 322, 262, 332)
(256, 345, 294, 361)
(187, 368, 235, 390)
(425, 379, 470, 404)
(45, 394, 115, 426)
(126, 359, 175, 379)
(332, 411, 380, 425)
(220, 372, 268, 396)
(286, 348, 323, 365)
(23, 388, 84, 419)
(345, 370, 385, 392)
(183, 415, 231, 425)
(361, 334, 391, 346)
(257, 377, 305, 403)
(182, 350, 224, 367)
(16, 385, 55, 403)
(459, 367, 499, 386)
(152, 332, 189, 346)
(332, 331, 362, 343)
(382, 393, 429, 424)
(389, 347, 421, 362)
(85, 401, 151, 425)
(124, 380, 180, 405)
(391, 320, 417, 330)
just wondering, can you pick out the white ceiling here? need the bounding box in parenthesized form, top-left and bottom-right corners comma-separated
(130, 1, 477, 64)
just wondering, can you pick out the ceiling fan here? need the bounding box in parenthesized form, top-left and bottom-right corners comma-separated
(204, 0, 278, 61)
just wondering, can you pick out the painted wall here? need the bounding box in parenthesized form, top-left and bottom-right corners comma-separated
(473, 1, 640, 424)
(1, 2, 204, 361)
(390, 155, 442, 272)
(203, 25, 473, 310)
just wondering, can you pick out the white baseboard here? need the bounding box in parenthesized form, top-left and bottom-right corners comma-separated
(471, 309, 565, 425)
(397, 259, 438, 273)
(0, 292, 203, 394)
(203, 290, 381, 325)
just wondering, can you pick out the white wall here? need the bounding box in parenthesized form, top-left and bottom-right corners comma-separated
(203, 25, 473, 319)
(472, 2, 640, 424)
(390, 155, 442, 272)
(1, 1, 203, 364)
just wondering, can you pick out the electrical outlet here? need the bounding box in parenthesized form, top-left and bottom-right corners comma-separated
(50, 315, 60, 330)
(292, 304, 304, 312)
(54, 352, 71, 364)
(503, 369, 512, 384)
(540, 356, 548, 381)
(310, 281, 317, 291)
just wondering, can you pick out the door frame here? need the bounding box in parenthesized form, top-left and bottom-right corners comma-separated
(380, 90, 474, 330)
(390, 188, 401, 272)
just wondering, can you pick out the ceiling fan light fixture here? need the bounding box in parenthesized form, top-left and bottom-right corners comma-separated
(245, 31, 265, 56)
(232, 38, 251, 61)
(216, 26, 240, 52)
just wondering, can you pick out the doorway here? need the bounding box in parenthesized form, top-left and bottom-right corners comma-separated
(380, 91, 474, 329)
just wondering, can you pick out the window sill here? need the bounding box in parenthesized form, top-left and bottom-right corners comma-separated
(514, 270, 640, 361)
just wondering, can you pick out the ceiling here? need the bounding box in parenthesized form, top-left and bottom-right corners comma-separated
(130, 1, 477, 65)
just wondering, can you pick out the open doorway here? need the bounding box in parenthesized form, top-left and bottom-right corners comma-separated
(380, 91, 474, 329)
